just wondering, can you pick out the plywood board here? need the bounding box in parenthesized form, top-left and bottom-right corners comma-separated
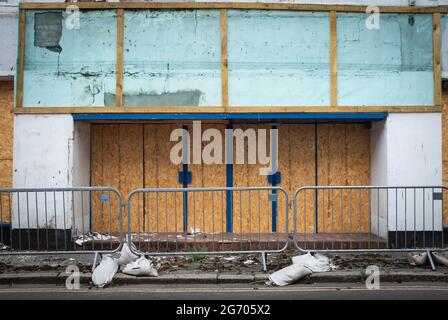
(0, 82, 14, 160)
(232, 124, 271, 234)
(317, 124, 370, 234)
(91, 123, 371, 235)
(143, 124, 183, 234)
(119, 124, 143, 233)
(91, 124, 142, 234)
(0, 81, 15, 223)
(0, 160, 12, 223)
(280, 124, 316, 233)
(345, 124, 370, 233)
(187, 123, 226, 234)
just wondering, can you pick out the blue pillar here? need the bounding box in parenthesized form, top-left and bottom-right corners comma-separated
(226, 123, 233, 233)
(268, 172, 281, 232)
(179, 125, 192, 234)
(268, 124, 280, 232)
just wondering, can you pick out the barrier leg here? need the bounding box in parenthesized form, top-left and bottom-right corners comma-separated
(261, 252, 267, 273)
(427, 250, 436, 271)
(92, 251, 99, 272)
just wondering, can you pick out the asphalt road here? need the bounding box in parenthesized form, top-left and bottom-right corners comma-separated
(0, 282, 447, 300)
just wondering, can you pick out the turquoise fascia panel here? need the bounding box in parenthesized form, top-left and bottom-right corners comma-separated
(123, 10, 221, 107)
(23, 10, 117, 107)
(337, 13, 434, 106)
(227, 10, 331, 107)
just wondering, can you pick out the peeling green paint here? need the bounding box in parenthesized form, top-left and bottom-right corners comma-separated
(23, 10, 117, 107)
(34, 11, 63, 53)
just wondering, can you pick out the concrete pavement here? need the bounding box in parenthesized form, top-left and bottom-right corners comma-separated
(0, 283, 447, 300)
(0, 269, 447, 285)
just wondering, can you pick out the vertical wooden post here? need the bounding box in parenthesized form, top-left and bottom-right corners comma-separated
(433, 12, 441, 107)
(330, 10, 337, 108)
(116, 9, 124, 108)
(16, 8, 26, 109)
(220, 9, 229, 109)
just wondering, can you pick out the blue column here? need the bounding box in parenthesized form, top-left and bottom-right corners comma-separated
(179, 125, 192, 234)
(268, 124, 280, 232)
(225, 123, 233, 233)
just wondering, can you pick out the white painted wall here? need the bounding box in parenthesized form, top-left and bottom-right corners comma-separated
(370, 113, 443, 236)
(13, 114, 75, 188)
(12, 114, 91, 234)
(71, 121, 91, 235)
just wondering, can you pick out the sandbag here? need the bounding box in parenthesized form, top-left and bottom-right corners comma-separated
(269, 264, 312, 286)
(122, 256, 158, 277)
(431, 252, 448, 267)
(409, 252, 428, 266)
(92, 255, 119, 288)
(116, 242, 139, 266)
(292, 252, 334, 272)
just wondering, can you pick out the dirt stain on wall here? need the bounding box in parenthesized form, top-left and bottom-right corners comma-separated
(104, 90, 202, 106)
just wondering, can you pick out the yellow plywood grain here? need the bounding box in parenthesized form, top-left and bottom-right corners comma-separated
(0, 82, 14, 160)
(119, 124, 143, 233)
(91, 125, 121, 233)
(0, 81, 15, 223)
(187, 123, 226, 233)
(90, 125, 103, 187)
(91, 123, 371, 235)
(232, 124, 271, 234)
(280, 124, 316, 233)
(317, 124, 370, 234)
(345, 124, 370, 233)
(144, 124, 183, 233)
(0, 160, 12, 222)
(0, 76, 12, 222)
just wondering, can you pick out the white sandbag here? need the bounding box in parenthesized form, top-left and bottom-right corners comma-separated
(92, 255, 119, 288)
(269, 264, 312, 286)
(409, 252, 428, 266)
(292, 252, 334, 272)
(116, 242, 139, 266)
(431, 252, 448, 267)
(122, 256, 158, 277)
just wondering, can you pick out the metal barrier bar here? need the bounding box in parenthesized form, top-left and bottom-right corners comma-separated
(293, 186, 448, 253)
(0, 187, 124, 255)
(126, 187, 289, 264)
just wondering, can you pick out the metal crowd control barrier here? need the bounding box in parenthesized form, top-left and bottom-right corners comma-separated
(293, 186, 448, 256)
(0, 187, 124, 255)
(127, 187, 289, 271)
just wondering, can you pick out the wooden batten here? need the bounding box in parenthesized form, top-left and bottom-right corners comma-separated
(21, 2, 448, 13)
(434, 13, 441, 108)
(330, 11, 337, 107)
(220, 9, 229, 109)
(16, 9, 26, 110)
(116, 9, 124, 108)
